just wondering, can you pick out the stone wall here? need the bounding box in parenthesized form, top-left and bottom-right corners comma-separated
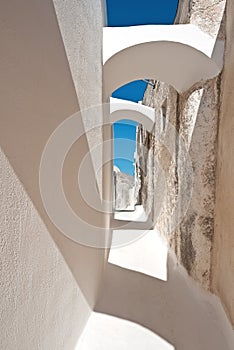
(175, 78, 221, 289)
(136, 0, 226, 291)
(212, 0, 234, 327)
(113, 169, 135, 211)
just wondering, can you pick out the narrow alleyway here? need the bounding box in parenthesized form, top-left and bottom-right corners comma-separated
(77, 230, 234, 350)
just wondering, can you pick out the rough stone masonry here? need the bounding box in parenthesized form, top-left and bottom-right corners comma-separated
(135, 0, 226, 290)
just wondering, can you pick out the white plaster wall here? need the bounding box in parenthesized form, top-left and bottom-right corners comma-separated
(53, 0, 106, 110)
(103, 24, 224, 100)
(0, 0, 106, 348)
(53, 0, 107, 191)
(0, 150, 90, 350)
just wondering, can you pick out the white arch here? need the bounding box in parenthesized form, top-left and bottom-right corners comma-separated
(103, 24, 224, 98)
(110, 97, 155, 132)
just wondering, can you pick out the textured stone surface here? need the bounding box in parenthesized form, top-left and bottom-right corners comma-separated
(138, 80, 220, 290)
(113, 169, 135, 211)
(136, 0, 226, 291)
(212, 0, 234, 327)
(137, 82, 178, 236)
(175, 79, 220, 289)
(175, 0, 226, 38)
(189, 0, 226, 38)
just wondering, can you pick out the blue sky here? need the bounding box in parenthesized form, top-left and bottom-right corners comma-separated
(107, 0, 179, 176)
(106, 0, 178, 27)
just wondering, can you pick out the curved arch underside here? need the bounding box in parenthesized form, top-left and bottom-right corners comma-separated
(103, 24, 224, 98)
(110, 97, 155, 131)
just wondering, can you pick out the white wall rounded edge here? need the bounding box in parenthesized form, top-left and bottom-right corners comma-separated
(110, 97, 155, 131)
(103, 24, 219, 64)
(103, 24, 224, 97)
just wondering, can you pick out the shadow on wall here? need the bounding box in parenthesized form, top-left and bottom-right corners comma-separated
(95, 251, 234, 350)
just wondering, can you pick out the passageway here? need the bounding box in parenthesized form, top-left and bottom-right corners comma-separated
(77, 243, 234, 349)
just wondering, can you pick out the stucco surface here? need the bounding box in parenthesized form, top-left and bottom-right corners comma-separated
(0, 0, 106, 347)
(212, 0, 234, 326)
(53, 0, 106, 192)
(0, 150, 90, 349)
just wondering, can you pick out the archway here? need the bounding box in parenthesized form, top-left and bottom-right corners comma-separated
(103, 24, 224, 100)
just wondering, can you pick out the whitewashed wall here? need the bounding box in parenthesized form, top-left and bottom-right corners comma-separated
(0, 0, 106, 348)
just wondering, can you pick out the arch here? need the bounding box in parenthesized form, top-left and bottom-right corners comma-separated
(110, 97, 155, 132)
(103, 24, 224, 99)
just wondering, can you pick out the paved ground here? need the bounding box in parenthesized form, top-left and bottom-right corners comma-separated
(76, 237, 234, 349)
